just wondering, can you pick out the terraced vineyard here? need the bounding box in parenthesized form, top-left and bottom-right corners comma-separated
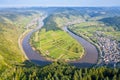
(31, 28, 84, 61)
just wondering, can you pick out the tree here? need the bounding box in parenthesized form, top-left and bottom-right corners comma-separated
(73, 71, 79, 80)
(112, 75, 117, 80)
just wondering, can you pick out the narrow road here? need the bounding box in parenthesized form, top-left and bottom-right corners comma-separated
(21, 17, 98, 67)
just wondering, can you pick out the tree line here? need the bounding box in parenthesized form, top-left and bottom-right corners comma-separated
(1, 61, 120, 80)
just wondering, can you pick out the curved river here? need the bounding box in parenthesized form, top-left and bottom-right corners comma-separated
(63, 27, 98, 67)
(22, 17, 98, 68)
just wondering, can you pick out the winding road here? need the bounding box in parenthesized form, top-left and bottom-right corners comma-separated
(21, 17, 98, 68)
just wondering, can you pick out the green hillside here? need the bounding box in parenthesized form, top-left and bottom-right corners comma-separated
(99, 16, 120, 30)
(0, 9, 41, 74)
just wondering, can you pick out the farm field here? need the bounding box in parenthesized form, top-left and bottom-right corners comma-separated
(31, 28, 84, 61)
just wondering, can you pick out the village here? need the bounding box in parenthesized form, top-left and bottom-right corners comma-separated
(95, 31, 120, 67)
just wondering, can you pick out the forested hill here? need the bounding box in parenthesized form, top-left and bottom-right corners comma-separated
(1, 61, 120, 80)
(43, 15, 61, 31)
(99, 16, 120, 30)
(43, 8, 84, 31)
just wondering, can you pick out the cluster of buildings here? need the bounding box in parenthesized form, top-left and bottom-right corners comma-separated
(26, 18, 39, 29)
(95, 31, 120, 67)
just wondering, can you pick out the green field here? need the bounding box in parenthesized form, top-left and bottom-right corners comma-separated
(68, 21, 120, 41)
(31, 28, 84, 61)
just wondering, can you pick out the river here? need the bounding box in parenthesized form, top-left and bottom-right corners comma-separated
(22, 17, 98, 68)
(22, 17, 51, 65)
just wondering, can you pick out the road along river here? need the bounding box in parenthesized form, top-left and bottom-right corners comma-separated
(21, 17, 98, 67)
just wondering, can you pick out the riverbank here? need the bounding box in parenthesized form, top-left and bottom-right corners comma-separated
(18, 29, 32, 60)
(21, 16, 52, 66)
